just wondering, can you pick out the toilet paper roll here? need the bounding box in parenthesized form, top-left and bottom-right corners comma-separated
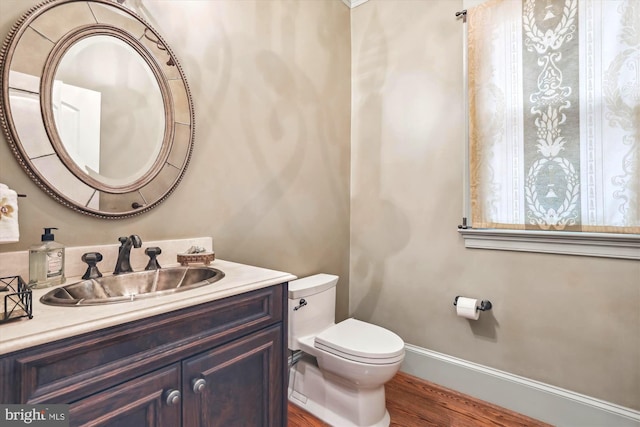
(456, 297, 480, 320)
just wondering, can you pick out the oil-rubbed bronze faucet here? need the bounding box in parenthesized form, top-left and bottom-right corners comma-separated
(113, 235, 142, 274)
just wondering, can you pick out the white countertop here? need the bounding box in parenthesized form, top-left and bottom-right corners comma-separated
(0, 259, 296, 356)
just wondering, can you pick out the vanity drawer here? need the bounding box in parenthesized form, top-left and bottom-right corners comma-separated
(0, 283, 284, 404)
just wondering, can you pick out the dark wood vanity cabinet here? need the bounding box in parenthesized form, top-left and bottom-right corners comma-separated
(0, 283, 288, 427)
(68, 364, 182, 427)
(181, 325, 282, 426)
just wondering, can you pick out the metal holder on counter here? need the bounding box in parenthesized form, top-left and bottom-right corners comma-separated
(0, 275, 33, 323)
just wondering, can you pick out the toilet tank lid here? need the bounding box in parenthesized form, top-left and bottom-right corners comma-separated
(288, 274, 338, 299)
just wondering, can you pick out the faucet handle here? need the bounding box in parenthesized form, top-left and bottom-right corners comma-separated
(144, 247, 162, 270)
(117, 236, 128, 251)
(81, 252, 103, 279)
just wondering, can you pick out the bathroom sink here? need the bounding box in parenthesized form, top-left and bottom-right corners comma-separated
(40, 267, 225, 306)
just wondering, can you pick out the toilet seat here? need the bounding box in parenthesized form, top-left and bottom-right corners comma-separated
(314, 318, 405, 365)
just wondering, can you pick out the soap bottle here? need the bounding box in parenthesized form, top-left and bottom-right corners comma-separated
(29, 227, 66, 289)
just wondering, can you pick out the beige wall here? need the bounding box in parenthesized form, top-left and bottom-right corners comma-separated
(350, 0, 639, 410)
(0, 0, 352, 319)
(2, 0, 639, 413)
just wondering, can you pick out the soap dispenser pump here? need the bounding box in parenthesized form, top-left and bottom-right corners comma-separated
(29, 227, 66, 289)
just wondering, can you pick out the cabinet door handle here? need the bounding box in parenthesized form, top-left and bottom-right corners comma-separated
(192, 378, 207, 394)
(165, 389, 181, 406)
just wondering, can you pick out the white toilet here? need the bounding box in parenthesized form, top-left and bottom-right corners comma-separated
(288, 274, 405, 427)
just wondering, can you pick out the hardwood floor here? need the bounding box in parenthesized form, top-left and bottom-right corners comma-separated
(288, 372, 553, 427)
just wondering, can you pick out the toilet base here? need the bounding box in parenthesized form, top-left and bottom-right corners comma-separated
(288, 355, 391, 427)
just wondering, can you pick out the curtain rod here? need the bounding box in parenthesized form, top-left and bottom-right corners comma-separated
(455, 10, 467, 22)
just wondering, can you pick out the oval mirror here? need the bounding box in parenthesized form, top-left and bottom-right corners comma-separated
(0, 0, 194, 218)
(52, 34, 165, 187)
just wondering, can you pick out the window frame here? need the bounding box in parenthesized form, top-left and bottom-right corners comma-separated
(458, 3, 640, 261)
(458, 228, 640, 260)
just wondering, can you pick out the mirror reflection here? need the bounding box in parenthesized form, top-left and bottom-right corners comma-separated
(53, 35, 164, 187)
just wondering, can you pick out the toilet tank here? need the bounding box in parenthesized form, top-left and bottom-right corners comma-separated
(288, 274, 338, 350)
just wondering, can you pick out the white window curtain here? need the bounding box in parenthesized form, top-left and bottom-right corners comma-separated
(468, 0, 639, 234)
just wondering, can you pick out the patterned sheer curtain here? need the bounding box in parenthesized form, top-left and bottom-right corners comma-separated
(467, 0, 639, 234)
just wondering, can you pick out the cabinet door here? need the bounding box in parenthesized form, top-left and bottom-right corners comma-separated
(182, 325, 283, 427)
(68, 364, 181, 427)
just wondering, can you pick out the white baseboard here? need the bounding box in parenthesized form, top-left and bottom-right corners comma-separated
(401, 344, 640, 427)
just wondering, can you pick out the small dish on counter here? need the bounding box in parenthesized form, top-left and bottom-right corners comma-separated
(177, 251, 215, 266)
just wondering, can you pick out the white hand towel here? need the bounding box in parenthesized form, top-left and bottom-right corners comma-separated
(0, 183, 19, 243)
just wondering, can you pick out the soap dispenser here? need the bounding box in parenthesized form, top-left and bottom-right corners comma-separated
(29, 227, 66, 289)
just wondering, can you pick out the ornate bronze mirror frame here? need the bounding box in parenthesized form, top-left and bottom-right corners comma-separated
(0, 0, 194, 218)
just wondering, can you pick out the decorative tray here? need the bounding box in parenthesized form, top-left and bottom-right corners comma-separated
(177, 251, 215, 266)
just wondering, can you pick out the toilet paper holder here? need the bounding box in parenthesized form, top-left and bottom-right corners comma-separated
(453, 296, 492, 312)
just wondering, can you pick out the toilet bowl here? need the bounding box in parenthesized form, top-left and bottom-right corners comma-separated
(288, 274, 405, 427)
